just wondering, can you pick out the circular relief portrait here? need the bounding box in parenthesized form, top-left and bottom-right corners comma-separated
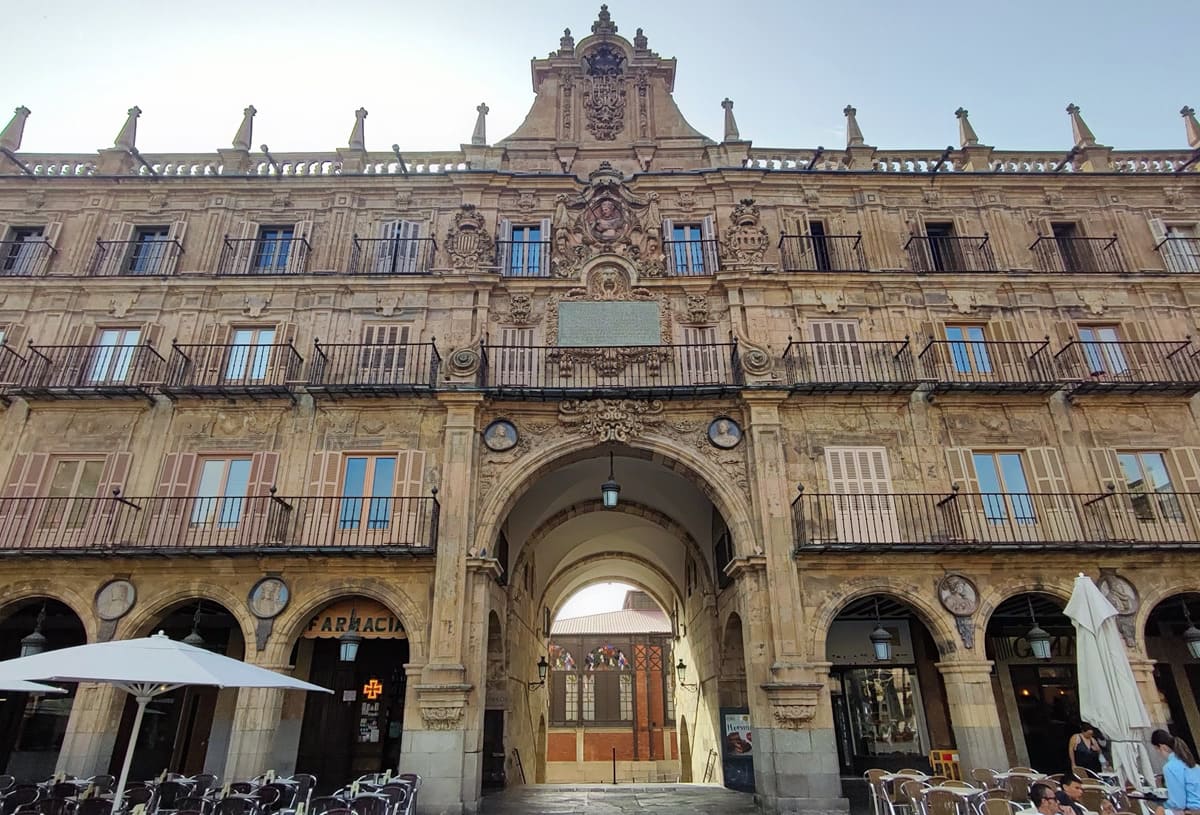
(708, 417, 743, 449)
(248, 577, 290, 620)
(937, 574, 980, 617)
(95, 579, 137, 621)
(584, 197, 630, 243)
(483, 419, 519, 452)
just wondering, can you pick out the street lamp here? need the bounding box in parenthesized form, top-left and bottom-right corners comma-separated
(1026, 596, 1052, 661)
(339, 608, 363, 663)
(675, 659, 698, 691)
(527, 656, 549, 689)
(1181, 599, 1200, 660)
(20, 603, 47, 658)
(600, 451, 621, 509)
(182, 603, 206, 648)
(869, 598, 893, 662)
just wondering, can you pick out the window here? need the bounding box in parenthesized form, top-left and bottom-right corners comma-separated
(191, 458, 251, 528)
(376, 220, 423, 275)
(944, 325, 991, 374)
(618, 673, 633, 720)
(1051, 222, 1093, 273)
(338, 455, 397, 530)
(506, 225, 543, 277)
(564, 674, 579, 721)
(670, 223, 707, 276)
(664, 667, 675, 722)
(495, 327, 535, 387)
(1078, 326, 1127, 375)
(88, 328, 142, 384)
(923, 222, 962, 271)
(811, 320, 862, 378)
(1116, 452, 1183, 522)
(825, 447, 898, 543)
(39, 458, 104, 530)
(972, 452, 1034, 524)
(253, 227, 294, 271)
(126, 226, 170, 274)
(224, 327, 276, 382)
(2, 227, 45, 275)
(808, 220, 832, 271)
(680, 325, 720, 384)
(359, 325, 409, 382)
(1160, 224, 1200, 274)
(581, 675, 596, 721)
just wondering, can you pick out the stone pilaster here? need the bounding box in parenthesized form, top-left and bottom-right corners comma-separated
(1129, 657, 1172, 729)
(936, 659, 1009, 774)
(55, 683, 125, 777)
(223, 683, 287, 779)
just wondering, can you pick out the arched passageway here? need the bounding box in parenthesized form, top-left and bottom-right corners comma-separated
(1144, 591, 1200, 753)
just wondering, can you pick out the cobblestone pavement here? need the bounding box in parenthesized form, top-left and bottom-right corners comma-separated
(479, 784, 762, 813)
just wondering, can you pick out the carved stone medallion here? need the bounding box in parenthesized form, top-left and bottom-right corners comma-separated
(708, 417, 742, 449)
(96, 579, 136, 621)
(1097, 571, 1139, 616)
(248, 577, 290, 620)
(938, 574, 979, 617)
(483, 419, 519, 452)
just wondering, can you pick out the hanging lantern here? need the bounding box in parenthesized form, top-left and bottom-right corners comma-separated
(1181, 600, 1200, 660)
(20, 603, 48, 658)
(600, 451, 621, 509)
(1026, 596, 1052, 660)
(869, 598, 893, 661)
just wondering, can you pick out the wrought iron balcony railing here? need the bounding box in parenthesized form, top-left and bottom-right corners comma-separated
(0, 492, 439, 554)
(88, 238, 182, 277)
(791, 488, 1200, 551)
(905, 234, 996, 273)
(782, 339, 919, 394)
(349, 235, 437, 275)
(218, 235, 311, 276)
(1054, 339, 1200, 395)
(1031, 234, 1125, 274)
(1155, 237, 1200, 274)
(0, 344, 26, 403)
(0, 240, 54, 277)
(306, 340, 440, 396)
(664, 238, 719, 276)
(496, 240, 551, 277)
(9, 344, 166, 400)
(919, 338, 1061, 393)
(478, 342, 742, 398)
(778, 234, 867, 272)
(160, 342, 304, 401)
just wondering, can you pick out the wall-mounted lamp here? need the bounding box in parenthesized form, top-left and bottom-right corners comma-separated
(527, 656, 549, 689)
(1026, 596, 1052, 661)
(1181, 599, 1200, 660)
(600, 451, 621, 509)
(869, 598, 893, 662)
(675, 659, 698, 691)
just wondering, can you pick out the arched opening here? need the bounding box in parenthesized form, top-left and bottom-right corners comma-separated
(1143, 591, 1200, 753)
(0, 598, 86, 780)
(110, 599, 243, 780)
(483, 611, 506, 789)
(534, 716, 547, 784)
(826, 595, 953, 777)
(719, 613, 753, 792)
(679, 716, 693, 782)
(985, 591, 1074, 772)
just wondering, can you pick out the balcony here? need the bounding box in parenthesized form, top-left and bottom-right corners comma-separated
(1031, 234, 1125, 274)
(791, 488, 1200, 552)
(218, 235, 310, 276)
(905, 235, 996, 273)
(478, 342, 742, 399)
(1155, 237, 1200, 274)
(88, 238, 182, 277)
(1055, 339, 1200, 395)
(664, 238, 718, 276)
(497, 240, 551, 278)
(778, 234, 866, 272)
(0, 240, 54, 277)
(0, 344, 27, 404)
(8, 344, 165, 401)
(306, 340, 440, 397)
(919, 338, 1062, 394)
(349, 235, 437, 275)
(160, 342, 304, 401)
(782, 339, 919, 394)
(0, 492, 439, 554)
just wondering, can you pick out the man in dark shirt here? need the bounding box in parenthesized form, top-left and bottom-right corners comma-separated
(1057, 774, 1087, 815)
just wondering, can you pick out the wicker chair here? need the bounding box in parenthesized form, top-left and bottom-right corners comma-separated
(971, 769, 1000, 790)
(1002, 775, 1034, 805)
(981, 799, 1019, 815)
(899, 780, 931, 815)
(921, 788, 962, 815)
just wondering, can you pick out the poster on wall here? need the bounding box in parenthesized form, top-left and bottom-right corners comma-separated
(723, 712, 753, 755)
(720, 707, 755, 793)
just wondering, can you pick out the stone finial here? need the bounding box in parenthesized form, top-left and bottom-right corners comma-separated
(955, 107, 979, 147)
(471, 103, 489, 146)
(232, 105, 256, 151)
(0, 106, 31, 152)
(1183, 106, 1200, 149)
(591, 4, 617, 36)
(722, 98, 740, 142)
(114, 106, 141, 150)
(559, 28, 574, 53)
(634, 27, 648, 50)
(348, 107, 368, 151)
(1066, 103, 1096, 148)
(844, 105, 864, 148)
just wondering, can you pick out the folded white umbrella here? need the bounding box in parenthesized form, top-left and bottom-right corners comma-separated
(1064, 573, 1156, 789)
(0, 632, 330, 808)
(0, 678, 66, 693)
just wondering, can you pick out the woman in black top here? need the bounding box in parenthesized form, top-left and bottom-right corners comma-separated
(1069, 721, 1103, 775)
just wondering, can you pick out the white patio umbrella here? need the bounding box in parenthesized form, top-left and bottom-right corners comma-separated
(1064, 573, 1156, 789)
(0, 679, 66, 693)
(0, 632, 330, 809)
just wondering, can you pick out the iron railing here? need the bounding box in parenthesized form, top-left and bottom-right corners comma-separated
(791, 488, 1200, 551)
(1054, 339, 1200, 394)
(88, 238, 182, 276)
(306, 340, 440, 396)
(778, 234, 866, 272)
(160, 343, 304, 400)
(479, 342, 742, 398)
(0, 493, 439, 553)
(496, 240, 551, 277)
(1031, 235, 1125, 274)
(664, 239, 718, 276)
(905, 234, 996, 273)
(1155, 237, 1200, 274)
(9, 344, 166, 398)
(349, 235, 437, 275)
(218, 235, 311, 276)
(782, 339, 919, 393)
(919, 338, 1061, 392)
(0, 344, 27, 386)
(0, 240, 54, 277)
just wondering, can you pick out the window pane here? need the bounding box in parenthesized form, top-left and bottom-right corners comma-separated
(1141, 453, 1173, 492)
(216, 459, 251, 527)
(340, 457, 367, 530)
(998, 454, 1034, 523)
(1117, 453, 1143, 489)
(619, 673, 633, 720)
(582, 675, 595, 721)
(367, 457, 395, 530)
(45, 461, 80, 499)
(191, 460, 226, 525)
(249, 330, 274, 380)
(973, 454, 1007, 522)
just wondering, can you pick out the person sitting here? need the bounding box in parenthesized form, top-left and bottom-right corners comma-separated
(1150, 729, 1200, 815)
(1057, 774, 1088, 815)
(1029, 782, 1063, 815)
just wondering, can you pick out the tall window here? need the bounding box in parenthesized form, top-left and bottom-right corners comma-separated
(923, 222, 962, 271)
(507, 225, 543, 277)
(972, 452, 1034, 524)
(126, 226, 170, 274)
(944, 325, 991, 374)
(808, 220, 832, 271)
(359, 325, 409, 382)
(564, 674, 579, 721)
(1051, 222, 1093, 273)
(670, 223, 707, 276)
(224, 327, 276, 382)
(253, 226, 294, 272)
(1116, 452, 1182, 522)
(1161, 223, 1200, 274)
(1078, 326, 1128, 375)
(191, 458, 251, 528)
(2, 227, 45, 275)
(339, 455, 397, 530)
(88, 328, 142, 384)
(39, 458, 104, 530)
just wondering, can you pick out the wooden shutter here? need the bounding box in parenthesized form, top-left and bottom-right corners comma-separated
(1169, 449, 1200, 494)
(236, 221, 259, 275)
(247, 451, 280, 496)
(662, 218, 675, 274)
(304, 451, 342, 548)
(156, 452, 198, 497)
(1149, 218, 1168, 247)
(99, 222, 135, 277)
(825, 447, 897, 543)
(945, 448, 981, 492)
(1026, 448, 1069, 493)
(360, 324, 409, 382)
(286, 220, 313, 275)
(395, 449, 428, 543)
(1089, 448, 1122, 491)
(1025, 447, 1076, 536)
(497, 327, 535, 386)
(538, 217, 552, 277)
(96, 451, 134, 497)
(272, 322, 299, 384)
(497, 218, 512, 274)
(40, 222, 62, 275)
(826, 447, 893, 494)
(83, 451, 134, 544)
(376, 219, 401, 275)
(242, 451, 280, 544)
(701, 214, 719, 274)
(0, 452, 49, 546)
(148, 452, 197, 548)
(811, 320, 861, 378)
(680, 325, 718, 385)
(166, 220, 187, 275)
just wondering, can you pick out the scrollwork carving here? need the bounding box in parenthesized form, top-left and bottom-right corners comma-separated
(559, 398, 665, 442)
(446, 346, 481, 379)
(444, 204, 495, 270)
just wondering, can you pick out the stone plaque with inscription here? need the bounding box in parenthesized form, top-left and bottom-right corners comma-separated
(557, 301, 660, 347)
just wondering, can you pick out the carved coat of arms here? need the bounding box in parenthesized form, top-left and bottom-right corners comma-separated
(583, 43, 626, 141)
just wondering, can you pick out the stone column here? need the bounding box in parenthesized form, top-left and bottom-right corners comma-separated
(223, 683, 287, 779)
(936, 659, 1009, 775)
(56, 683, 126, 777)
(1129, 657, 1172, 729)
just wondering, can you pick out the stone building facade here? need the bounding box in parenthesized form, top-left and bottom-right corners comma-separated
(1, 5, 1200, 814)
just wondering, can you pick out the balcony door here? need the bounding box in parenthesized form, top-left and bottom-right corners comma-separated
(87, 328, 142, 385)
(972, 452, 1035, 526)
(332, 452, 426, 545)
(495, 327, 535, 387)
(191, 458, 252, 530)
(126, 227, 170, 275)
(1116, 452, 1186, 534)
(224, 328, 276, 384)
(358, 325, 409, 384)
(2, 227, 45, 276)
(38, 458, 105, 536)
(825, 447, 898, 544)
(944, 325, 991, 375)
(375, 220, 423, 275)
(811, 321, 863, 383)
(1078, 326, 1128, 376)
(680, 326, 720, 385)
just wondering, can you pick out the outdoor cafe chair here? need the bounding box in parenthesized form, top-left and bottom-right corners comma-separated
(393, 777, 419, 794)
(1, 789, 41, 815)
(1002, 775, 1034, 805)
(74, 799, 112, 815)
(212, 796, 259, 815)
(85, 779, 114, 796)
(306, 798, 347, 815)
(900, 780, 932, 815)
(225, 785, 254, 797)
(154, 781, 194, 812)
(188, 778, 216, 800)
(348, 794, 390, 815)
(120, 788, 152, 809)
(971, 770, 1000, 790)
(376, 787, 409, 812)
(172, 798, 210, 815)
(0, 780, 14, 795)
(980, 799, 1019, 815)
(921, 788, 963, 815)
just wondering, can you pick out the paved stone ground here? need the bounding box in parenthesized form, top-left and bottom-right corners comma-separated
(479, 784, 762, 813)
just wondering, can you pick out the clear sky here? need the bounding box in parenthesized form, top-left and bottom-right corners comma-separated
(3, 0, 1193, 156)
(556, 583, 633, 620)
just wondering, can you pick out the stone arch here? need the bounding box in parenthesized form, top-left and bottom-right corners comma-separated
(121, 581, 256, 651)
(541, 552, 681, 623)
(809, 581, 961, 660)
(718, 612, 748, 708)
(267, 578, 428, 666)
(534, 714, 547, 784)
(977, 580, 1074, 634)
(1136, 581, 1200, 655)
(678, 715, 693, 782)
(0, 579, 97, 642)
(474, 433, 756, 563)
